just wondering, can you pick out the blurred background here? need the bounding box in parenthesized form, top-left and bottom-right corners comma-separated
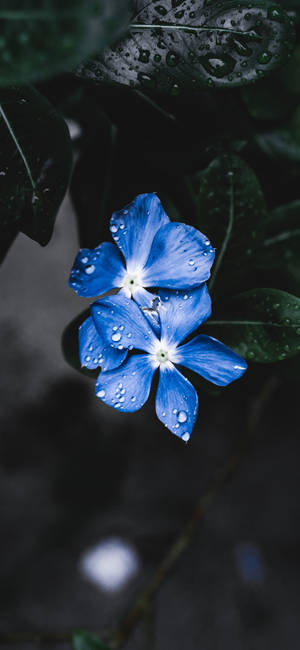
(0, 195, 299, 649)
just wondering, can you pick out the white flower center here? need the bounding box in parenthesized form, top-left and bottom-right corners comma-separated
(150, 338, 179, 368)
(156, 348, 169, 364)
(121, 269, 144, 297)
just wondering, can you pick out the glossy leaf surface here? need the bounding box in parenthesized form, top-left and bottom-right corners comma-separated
(204, 288, 300, 362)
(0, 85, 72, 245)
(191, 153, 266, 293)
(253, 200, 300, 293)
(77, 0, 295, 92)
(0, 0, 129, 86)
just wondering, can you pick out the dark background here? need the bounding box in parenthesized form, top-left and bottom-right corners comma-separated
(0, 196, 299, 649)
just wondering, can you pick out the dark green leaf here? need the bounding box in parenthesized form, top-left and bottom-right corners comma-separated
(62, 310, 98, 378)
(76, 0, 295, 92)
(253, 200, 300, 293)
(73, 630, 111, 650)
(0, 223, 19, 265)
(241, 76, 295, 121)
(241, 44, 300, 121)
(204, 288, 300, 362)
(189, 153, 266, 294)
(254, 104, 300, 162)
(71, 111, 117, 248)
(0, 85, 72, 245)
(0, 0, 129, 86)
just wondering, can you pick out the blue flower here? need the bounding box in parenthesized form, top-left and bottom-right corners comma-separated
(88, 285, 247, 442)
(69, 193, 215, 307)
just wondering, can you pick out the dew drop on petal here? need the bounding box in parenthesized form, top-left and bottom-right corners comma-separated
(112, 332, 121, 342)
(85, 264, 95, 274)
(97, 389, 106, 398)
(177, 410, 188, 423)
(181, 432, 190, 442)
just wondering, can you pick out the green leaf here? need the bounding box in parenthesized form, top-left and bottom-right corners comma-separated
(0, 0, 129, 86)
(253, 200, 300, 293)
(204, 288, 300, 362)
(241, 76, 295, 121)
(254, 104, 300, 162)
(0, 85, 72, 245)
(0, 223, 19, 265)
(73, 631, 111, 650)
(189, 153, 266, 294)
(62, 311, 98, 378)
(76, 0, 295, 92)
(241, 44, 300, 121)
(70, 110, 117, 248)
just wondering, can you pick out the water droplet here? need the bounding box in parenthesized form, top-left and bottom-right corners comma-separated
(139, 49, 150, 63)
(110, 224, 118, 233)
(112, 332, 121, 342)
(137, 72, 157, 89)
(188, 259, 195, 266)
(85, 265, 95, 275)
(166, 51, 180, 67)
(155, 5, 167, 15)
(257, 51, 271, 64)
(97, 389, 106, 398)
(268, 5, 284, 22)
(177, 410, 187, 423)
(181, 432, 190, 442)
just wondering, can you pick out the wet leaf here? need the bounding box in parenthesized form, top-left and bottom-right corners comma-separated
(77, 0, 295, 92)
(253, 200, 300, 293)
(189, 153, 266, 294)
(204, 288, 300, 362)
(0, 85, 72, 245)
(254, 105, 300, 162)
(0, 0, 129, 86)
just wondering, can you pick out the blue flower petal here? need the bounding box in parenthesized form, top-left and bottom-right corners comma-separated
(79, 316, 127, 371)
(155, 364, 198, 441)
(158, 285, 211, 346)
(95, 354, 155, 412)
(177, 334, 247, 386)
(110, 193, 169, 270)
(142, 222, 215, 289)
(91, 294, 157, 353)
(69, 242, 125, 297)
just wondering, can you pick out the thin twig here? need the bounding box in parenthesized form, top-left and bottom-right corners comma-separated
(0, 376, 278, 649)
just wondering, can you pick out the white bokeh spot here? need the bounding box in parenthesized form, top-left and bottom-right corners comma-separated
(79, 537, 139, 592)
